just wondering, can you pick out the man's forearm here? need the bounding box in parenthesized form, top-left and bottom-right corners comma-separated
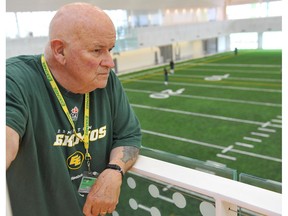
(109, 146, 140, 174)
(83, 145, 140, 215)
(6, 126, 20, 170)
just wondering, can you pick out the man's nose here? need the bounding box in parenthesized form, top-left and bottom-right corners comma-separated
(100, 51, 115, 68)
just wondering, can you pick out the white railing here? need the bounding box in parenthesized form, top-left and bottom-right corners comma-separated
(6, 155, 282, 216)
(131, 155, 282, 216)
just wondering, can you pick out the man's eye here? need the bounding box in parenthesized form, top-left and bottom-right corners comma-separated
(94, 49, 101, 52)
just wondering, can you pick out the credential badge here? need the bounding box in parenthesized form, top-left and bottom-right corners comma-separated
(71, 106, 79, 121)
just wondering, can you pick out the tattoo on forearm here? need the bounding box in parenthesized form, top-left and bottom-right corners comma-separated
(121, 146, 139, 163)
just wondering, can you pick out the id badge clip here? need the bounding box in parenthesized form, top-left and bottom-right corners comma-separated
(78, 171, 99, 194)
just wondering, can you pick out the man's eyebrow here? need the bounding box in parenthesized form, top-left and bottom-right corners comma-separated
(93, 44, 115, 49)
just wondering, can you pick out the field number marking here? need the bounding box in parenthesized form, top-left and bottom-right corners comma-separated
(149, 88, 185, 99)
(204, 74, 230, 81)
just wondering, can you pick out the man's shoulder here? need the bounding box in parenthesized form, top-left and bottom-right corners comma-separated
(7, 54, 41, 65)
(6, 55, 45, 94)
(106, 70, 121, 88)
(6, 55, 42, 78)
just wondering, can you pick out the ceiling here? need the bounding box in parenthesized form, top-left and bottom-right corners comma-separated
(6, 0, 279, 12)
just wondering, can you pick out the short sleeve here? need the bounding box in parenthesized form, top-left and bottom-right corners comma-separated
(110, 72, 142, 149)
(6, 72, 29, 138)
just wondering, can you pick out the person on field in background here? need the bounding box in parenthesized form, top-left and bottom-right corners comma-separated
(164, 67, 169, 85)
(234, 47, 238, 56)
(169, 59, 175, 74)
(6, 2, 142, 216)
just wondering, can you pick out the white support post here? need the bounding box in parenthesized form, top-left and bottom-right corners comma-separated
(215, 199, 237, 216)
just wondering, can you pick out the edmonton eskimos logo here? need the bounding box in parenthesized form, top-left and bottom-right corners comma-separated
(66, 151, 84, 170)
(70, 106, 79, 121)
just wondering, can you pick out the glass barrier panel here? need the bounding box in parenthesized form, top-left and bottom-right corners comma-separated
(239, 173, 281, 193)
(115, 172, 216, 216)
(141, 146, 237, 180)
(237, 207, 265, 216)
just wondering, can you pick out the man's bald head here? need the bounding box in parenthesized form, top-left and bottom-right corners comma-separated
(44, 3, 116, 93)
(49, 2, 115, 42)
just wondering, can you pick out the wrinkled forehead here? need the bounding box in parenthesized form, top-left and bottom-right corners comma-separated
(75, 13, 116, 45)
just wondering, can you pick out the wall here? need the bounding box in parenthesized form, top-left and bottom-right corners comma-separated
(217, 36, 227, 52)
(114, 47, 159, 72)
(114, 40, 206, 73)
(173, 41, 194, 60)
(6, 37, 48, 58)
(136, 16, 281, 47)
(173, 40, 205, 60)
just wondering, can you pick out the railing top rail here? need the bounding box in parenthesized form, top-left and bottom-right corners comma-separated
(131, 155, 282, 216)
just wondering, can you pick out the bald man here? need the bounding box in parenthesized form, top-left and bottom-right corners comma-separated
(6, 3, 141, 216)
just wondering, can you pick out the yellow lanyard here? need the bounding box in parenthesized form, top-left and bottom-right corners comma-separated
(41, 55, 92, 170)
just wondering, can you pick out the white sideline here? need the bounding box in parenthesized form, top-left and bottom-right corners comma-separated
(131, 155, 282, 216)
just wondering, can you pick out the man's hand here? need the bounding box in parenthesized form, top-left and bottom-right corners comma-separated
(83, 168, 122, 216)
(83, 146, 139, 216)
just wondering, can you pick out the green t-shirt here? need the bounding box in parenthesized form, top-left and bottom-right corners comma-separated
(6, 55, 142, 216)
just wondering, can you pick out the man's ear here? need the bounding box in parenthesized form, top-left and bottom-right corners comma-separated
(50, 39, 66, 65)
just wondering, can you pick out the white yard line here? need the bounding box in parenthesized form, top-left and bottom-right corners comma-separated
(251, 132, 270, 138)
(271, 119, 282, 123)
(142, 129, 224, 150)
(228, 77, 281, 82)
(172, 74, 281, 83)
(125, 88, 281, 107)
(183, 62, 281, 68)
(176, 94, 281, 107)
(269, 124, 282, 128)
(243, 137, 262, 143)
(257, 127, 276, 133)
(132, 80, 282, 93)
(132, 104, 265, 126)
(183, 68, 281, 75)
(231, 148, 281, 162)
(235, 142, 254, 148)
(141, 129, 281, 162)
